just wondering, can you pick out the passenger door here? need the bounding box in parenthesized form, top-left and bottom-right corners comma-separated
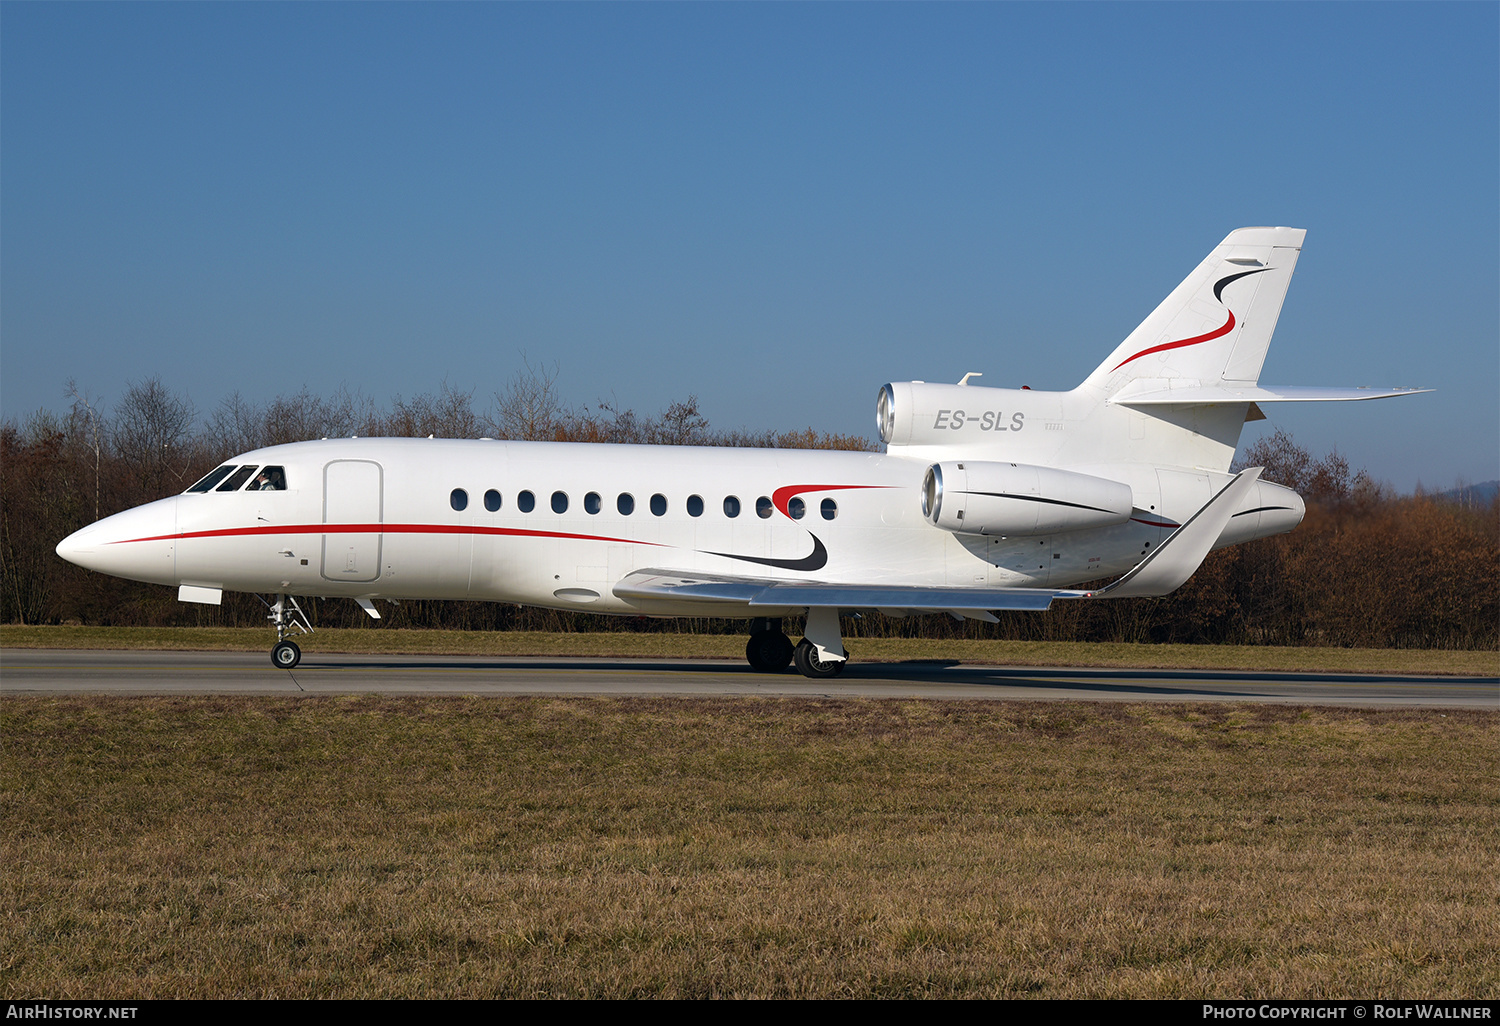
(321, 460, 383, 583)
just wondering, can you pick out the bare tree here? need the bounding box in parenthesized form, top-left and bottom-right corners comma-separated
(385, 382, 484, 438)
(651, 396, 709, 446)
(1238, 427, 1313, 491)
(205, 392, 268, 460)
(65, 380, 106, 521)
(261, 385, 377, 445)
(491, 357, 567, 441)
(112, 377, 196, 501)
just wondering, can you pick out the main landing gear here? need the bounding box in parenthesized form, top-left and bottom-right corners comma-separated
(746, 619, 795, 672)
(261, 593, 314, 669)
(744, 615, 847, 679)
(792, 638, 845, 679)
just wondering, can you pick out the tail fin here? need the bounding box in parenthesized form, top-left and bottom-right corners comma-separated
(1083, 227, 1305, 396)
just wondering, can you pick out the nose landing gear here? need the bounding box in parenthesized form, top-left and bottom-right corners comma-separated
(272, 639, 302, 669)
(260, 594, 314, 669)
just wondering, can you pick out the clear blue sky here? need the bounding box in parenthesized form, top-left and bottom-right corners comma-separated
(3, 2, 1495, 492)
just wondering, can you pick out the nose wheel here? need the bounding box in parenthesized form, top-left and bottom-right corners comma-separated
(260, 593, 314, 670)
(272, 640, 302, 669)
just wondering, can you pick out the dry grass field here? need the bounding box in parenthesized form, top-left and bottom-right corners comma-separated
(3, 696, 1496, 998)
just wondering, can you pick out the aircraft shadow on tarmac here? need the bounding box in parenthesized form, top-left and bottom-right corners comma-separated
(290, 655, 1496, 698)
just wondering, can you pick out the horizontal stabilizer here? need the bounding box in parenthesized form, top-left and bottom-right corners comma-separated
(1095, 467, 1262, 599)
(614, 571, 1071, 612)
(1112, 384, 1431, 406)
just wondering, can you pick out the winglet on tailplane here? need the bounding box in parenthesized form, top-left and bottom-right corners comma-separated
(1090, 467, 1264, 599)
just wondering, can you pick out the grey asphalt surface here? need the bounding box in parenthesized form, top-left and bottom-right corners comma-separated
(2, 648, 1496, 707)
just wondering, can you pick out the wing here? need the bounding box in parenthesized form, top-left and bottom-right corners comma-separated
(613, 569, 1074, 619)
(612, 467, 1266, 615)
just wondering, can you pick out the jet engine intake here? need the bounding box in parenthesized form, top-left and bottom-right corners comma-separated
(878, 380, 1057, 448)
(922, 461, 1134, 537)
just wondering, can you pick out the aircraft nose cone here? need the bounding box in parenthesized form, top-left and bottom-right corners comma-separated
(55, 525, 92, 567)
(54, 497, 179, 585)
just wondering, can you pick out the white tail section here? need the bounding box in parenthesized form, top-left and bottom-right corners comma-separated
(1084, 227, 1305, 397)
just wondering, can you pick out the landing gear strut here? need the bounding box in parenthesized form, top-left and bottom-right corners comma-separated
(795, 607, 848, 679)
(261, 594, 314, 669)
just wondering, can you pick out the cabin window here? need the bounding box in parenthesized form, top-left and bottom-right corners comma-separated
(187, 466, 236, 493)
(617, 493, 635, 515)
(821, 498, 838, 520)
(518, 490, 536, 513)
(218, 465, 259, 491)
(723, 495, 741, 518)
(686, 494, 704, 517)
(756, 496, 773, 519)
(551, 491, 569, 514)
(250, 466, 287, 491)
(788, 497, 806, 520)
(450, 488, 468, 511)
(650, 493, 667, 516)
(584, 492, 602, 515)
(484, 489, 502, 512)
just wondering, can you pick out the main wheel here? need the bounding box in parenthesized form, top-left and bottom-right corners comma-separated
(746, 630, 794, 672)
(793, 638, 845, 679)
(272, 640, 301, 669)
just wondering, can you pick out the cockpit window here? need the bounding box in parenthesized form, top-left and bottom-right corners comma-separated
(250, 466, 287, 491)
(217, 465, 259, 491)
(187, 465, 237, 493)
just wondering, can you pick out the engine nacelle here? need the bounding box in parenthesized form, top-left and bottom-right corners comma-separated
(921, 460, 1134, 537)
(878, 381, 1037, 447)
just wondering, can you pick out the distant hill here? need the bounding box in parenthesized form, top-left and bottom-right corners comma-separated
(1432, 480, 1499, 506)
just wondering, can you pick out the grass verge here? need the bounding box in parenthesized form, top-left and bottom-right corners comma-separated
(2, 624, 1496, 675)
(2, 696, 1496, 998)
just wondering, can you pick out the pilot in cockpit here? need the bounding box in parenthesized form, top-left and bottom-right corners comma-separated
(251, 466, 287, 491)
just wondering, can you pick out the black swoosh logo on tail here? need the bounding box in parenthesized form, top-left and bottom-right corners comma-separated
(1213, 267, 1270, 302)
(706, 534, 828, 572)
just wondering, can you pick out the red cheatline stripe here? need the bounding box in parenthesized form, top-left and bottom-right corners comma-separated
(1131, 517, 1180, 529)
(113, 523, 665, 547)
(770, 484, 892, 518)
(1112, 310, 1235, 372)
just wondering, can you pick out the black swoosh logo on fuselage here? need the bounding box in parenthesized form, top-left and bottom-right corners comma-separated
(706, 534, 828, 572)
(961, 490, 1121, 516)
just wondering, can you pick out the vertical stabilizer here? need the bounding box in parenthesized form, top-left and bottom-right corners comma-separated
(1083, 227, 1305, 397)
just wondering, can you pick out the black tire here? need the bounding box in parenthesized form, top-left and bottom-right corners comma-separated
(746, 630, 794, 672)
(272, 640, 301, 669)
(793, 638, 845, 679)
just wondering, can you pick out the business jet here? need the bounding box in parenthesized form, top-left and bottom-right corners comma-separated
(55, 228, 1426, 677)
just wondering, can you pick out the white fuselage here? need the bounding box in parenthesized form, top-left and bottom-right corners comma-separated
(55, 434, 1303, 618)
